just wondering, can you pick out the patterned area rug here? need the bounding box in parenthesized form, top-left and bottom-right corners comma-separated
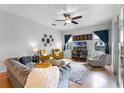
(69, 62, 90, 85)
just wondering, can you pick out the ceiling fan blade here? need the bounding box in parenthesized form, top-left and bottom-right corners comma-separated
(72, 16, 82, 20)
(63, 13, 70, 18)
(55, 19, 65, 21)
(72, 21, 78, 24)
(63, 13, 68, 17)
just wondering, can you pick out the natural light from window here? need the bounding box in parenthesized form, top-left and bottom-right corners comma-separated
(93, 33, 100, 40)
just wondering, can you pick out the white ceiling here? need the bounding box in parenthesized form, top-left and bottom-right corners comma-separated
(0, 4, 115, 31)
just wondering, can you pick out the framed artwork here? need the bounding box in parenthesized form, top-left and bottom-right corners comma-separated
(50, 35, 52, 38)
(81, 35, 84, 40)
(46, 38, 50, 43)
(73, 34, 92, 41)
(44, 34, 47, 38)
(87, 34, 92, 40)
(51, 38, 54, 42)
(73, 36, 76, 41)
(77, 36, 80, 40)
(44, 43, 47, 47)
(83, 35, 87, 40)
(79, 35, 82, 40)
(42, 38, 45, 42)
(42, 34, 54, 47)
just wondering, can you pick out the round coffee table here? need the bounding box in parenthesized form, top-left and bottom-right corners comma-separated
(52, 61, 65, 67)
(33, 62, 52, 68)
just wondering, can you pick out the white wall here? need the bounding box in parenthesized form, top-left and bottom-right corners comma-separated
(62, 22, 112, 58)
(0, 10, 62, 64)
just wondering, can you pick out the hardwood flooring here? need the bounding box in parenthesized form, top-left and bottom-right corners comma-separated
(69, 66, 116, 88)
(0, 72, 13, 88)
(62, 58, 116, 88)
(0, 58, 116, 88)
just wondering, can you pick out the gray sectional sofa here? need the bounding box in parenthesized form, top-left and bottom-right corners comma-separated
(4, 57, 71, 88)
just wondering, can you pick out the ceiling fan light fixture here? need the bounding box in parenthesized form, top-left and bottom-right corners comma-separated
(55, 13, 82, 25)
(66, 19, 71, 24)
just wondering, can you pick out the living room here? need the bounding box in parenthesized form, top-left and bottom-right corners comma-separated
(0, 4, 124, 88)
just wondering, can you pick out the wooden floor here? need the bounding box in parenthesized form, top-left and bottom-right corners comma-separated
(69, 67, 116, 88)
(0, 72, 13, 88)
(0, 58, 116, 88)
(62, 58, 116, 88)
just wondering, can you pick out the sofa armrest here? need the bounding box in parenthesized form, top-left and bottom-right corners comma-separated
(4, 58, 31, 86)
(59, 63, 71, 81)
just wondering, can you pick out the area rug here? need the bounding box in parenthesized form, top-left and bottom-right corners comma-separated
(69, 62, 90, 85)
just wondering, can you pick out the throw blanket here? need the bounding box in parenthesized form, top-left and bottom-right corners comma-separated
(24, 66, 59, 88)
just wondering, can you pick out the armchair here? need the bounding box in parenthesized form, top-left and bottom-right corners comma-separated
(40, 49, 47, 56)
(52, 48, 63, 59)
(87, 54, 107, 67)
(39, 49, 54, 62)
(39, 49, 49, 62)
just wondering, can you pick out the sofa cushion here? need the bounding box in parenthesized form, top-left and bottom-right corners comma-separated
(19, 56, 32, 65)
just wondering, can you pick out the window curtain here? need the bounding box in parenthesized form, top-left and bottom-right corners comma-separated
(64, 35, 72, 51)
(94, 30, 109, 54)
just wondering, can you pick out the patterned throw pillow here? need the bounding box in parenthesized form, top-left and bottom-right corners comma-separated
(19, 56, 32, 65)
(32, 56, 39, 63)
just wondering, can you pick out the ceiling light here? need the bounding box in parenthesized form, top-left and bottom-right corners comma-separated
(65, 16, 72, 24)
(66, 19, 71, 24)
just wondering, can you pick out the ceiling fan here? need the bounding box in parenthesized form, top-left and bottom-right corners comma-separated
(55, 13, 82, 25)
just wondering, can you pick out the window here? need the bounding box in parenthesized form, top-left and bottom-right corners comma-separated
(65, 42, 73, 50)
(65, 36, 73, 50)
(95, 40, 106, 51)
(94, 34, 106, 51)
